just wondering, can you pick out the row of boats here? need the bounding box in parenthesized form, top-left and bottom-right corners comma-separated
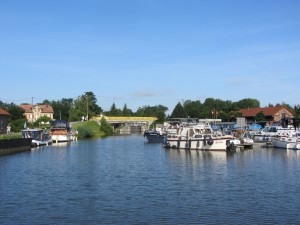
(21, 120, 76, 147)
(144, 119, 300, 151)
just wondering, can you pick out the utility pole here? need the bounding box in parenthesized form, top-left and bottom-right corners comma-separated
(31, 97, 34, 128)
(86, 94, 89, 121)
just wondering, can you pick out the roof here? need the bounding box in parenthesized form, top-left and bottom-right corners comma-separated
(20, 104, 54, 113)
(0, 108, 10, 116)
(20, 104, 33, 113)
(240, 106, 294, 117)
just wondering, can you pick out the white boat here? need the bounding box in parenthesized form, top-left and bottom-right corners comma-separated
(22, 128, 52, 147)
(163, 121, 235, 151)
(50, 120, 75, 143)
(253, 124, 295, 142)
(272, 130, 300, 150)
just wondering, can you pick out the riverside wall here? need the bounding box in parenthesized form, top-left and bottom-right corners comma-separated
(0, 138, 32, 156)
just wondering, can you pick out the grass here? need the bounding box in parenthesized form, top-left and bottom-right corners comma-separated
(0, 133, 22, 140)
(72, 121, 105, 139)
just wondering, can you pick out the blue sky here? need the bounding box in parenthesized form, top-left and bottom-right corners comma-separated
(1, 0, 300, 114)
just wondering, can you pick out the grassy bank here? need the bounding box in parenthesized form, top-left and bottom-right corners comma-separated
(72, 121, 106, 139)
(0, 133, 22, 140)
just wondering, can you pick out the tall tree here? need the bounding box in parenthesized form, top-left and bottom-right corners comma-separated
(122, 104, 133, 116)
(237, 98, 260, 109)
(183, 100, 202, 118)
(171, 102, 187, 118)
(108, 103, 121, 116)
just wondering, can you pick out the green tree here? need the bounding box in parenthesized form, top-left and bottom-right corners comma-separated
(218, 111, 229, 122)
(68, 92, 102, 121)
(100, 117, 113, 135)
(183, 100, 202, 118)
(122, 104, 133, 116)
(6, 103, 27, 132)
(135, 105, 168, 122)
(255, 111, 266, 122)
(107, 103, 122, 116)
(237, 98, 260, 109)
(171, 102, 187, 118)
(46, 98, 73, 120)
(294, 104, 300, 117)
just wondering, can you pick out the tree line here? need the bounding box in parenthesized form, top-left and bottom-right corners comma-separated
(1, 91, 300, 132)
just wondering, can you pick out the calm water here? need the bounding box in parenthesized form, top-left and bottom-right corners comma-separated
(1, 135, 300, 225)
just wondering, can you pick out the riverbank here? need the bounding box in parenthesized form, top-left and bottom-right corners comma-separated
(0, 137, 32, 156)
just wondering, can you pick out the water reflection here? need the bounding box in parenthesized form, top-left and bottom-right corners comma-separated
(166, 148, 231, 164)
(1, 137, 300, 225)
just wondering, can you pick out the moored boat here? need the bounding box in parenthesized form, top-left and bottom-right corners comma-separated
(144, 127, 165, 143)
(50, 120, 75, 143)
(163, 121, 235, 151)
(22, 128, 52, 147)
(253, 124, 295, 142)
(272, 130, 300, 150)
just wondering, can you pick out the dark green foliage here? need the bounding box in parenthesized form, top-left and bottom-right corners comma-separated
(107, 103, 122, 116)
(74, 121, 102, 138)
(9, 118, 27, 132)
(47, 98, 73, 120)
(255, 111, 266, 122)
(236, 98, 260, 109)
(77, 125, 94, 138)
(100, 117, 113, 135)
(171, 102, 187, 118)
(135, 105, 168, 123)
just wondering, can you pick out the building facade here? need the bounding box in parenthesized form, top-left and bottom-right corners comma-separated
(20, 104, 54, 123)
(240, 106, 294, 124)
(0, 108, 10, 134)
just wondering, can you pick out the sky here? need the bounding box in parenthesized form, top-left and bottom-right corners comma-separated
(1, 0, 300, 114)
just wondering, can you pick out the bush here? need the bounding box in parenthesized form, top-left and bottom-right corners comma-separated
(76, 125, 94, 138)
(72, 121, 105, 139)
(100, 117, 113, 136)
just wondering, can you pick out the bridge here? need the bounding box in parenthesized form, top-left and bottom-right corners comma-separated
(91, 116, 158, 134)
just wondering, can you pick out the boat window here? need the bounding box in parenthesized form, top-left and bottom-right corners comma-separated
(194, 135, 202, 138)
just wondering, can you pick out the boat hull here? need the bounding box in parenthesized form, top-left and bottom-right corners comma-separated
(144, 131, 164, 143)
(31, 139, 53, 147)
(51, 134, 75, 143)
(272, 138, 298, 150)
(164, 138, 233, 151)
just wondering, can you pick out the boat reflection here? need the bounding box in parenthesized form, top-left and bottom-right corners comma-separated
(165, 149, 233, 165)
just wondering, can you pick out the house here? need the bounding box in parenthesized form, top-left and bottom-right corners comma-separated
(0, 108, 10, 134)
(240, 106, 295, 124)
(20, 104, 54, 123)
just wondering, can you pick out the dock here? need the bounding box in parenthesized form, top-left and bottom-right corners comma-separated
(235, 143, 254, 150)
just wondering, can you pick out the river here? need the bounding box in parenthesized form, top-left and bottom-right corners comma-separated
(1, 135, 300, 224)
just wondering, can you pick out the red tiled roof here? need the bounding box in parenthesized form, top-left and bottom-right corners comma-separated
(39, 104, 54, 113)
(240, 106, 294, 117)
(20, 104, 54, 113)
(0, 108, 10, 116)
(20, 104, 33, 113)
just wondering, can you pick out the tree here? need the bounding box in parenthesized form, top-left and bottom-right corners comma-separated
(294, 104, 300, 117)
(218, 111, 229, 122)
(135, 105, 168, 122)
(237, 98, 260, 109)
(100, 117, 113, 135)
(171, 102, 187, 118)
(6, 103, 27, 132)
(48, 98, 73, 120)
(68, 92, 102, 121)
(255, 111, 266, 122)
(107, 103, 122, 116)
(33, 115, 52, 128)
(183, 100, 202, 118)
(122, 104, 133, 116)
